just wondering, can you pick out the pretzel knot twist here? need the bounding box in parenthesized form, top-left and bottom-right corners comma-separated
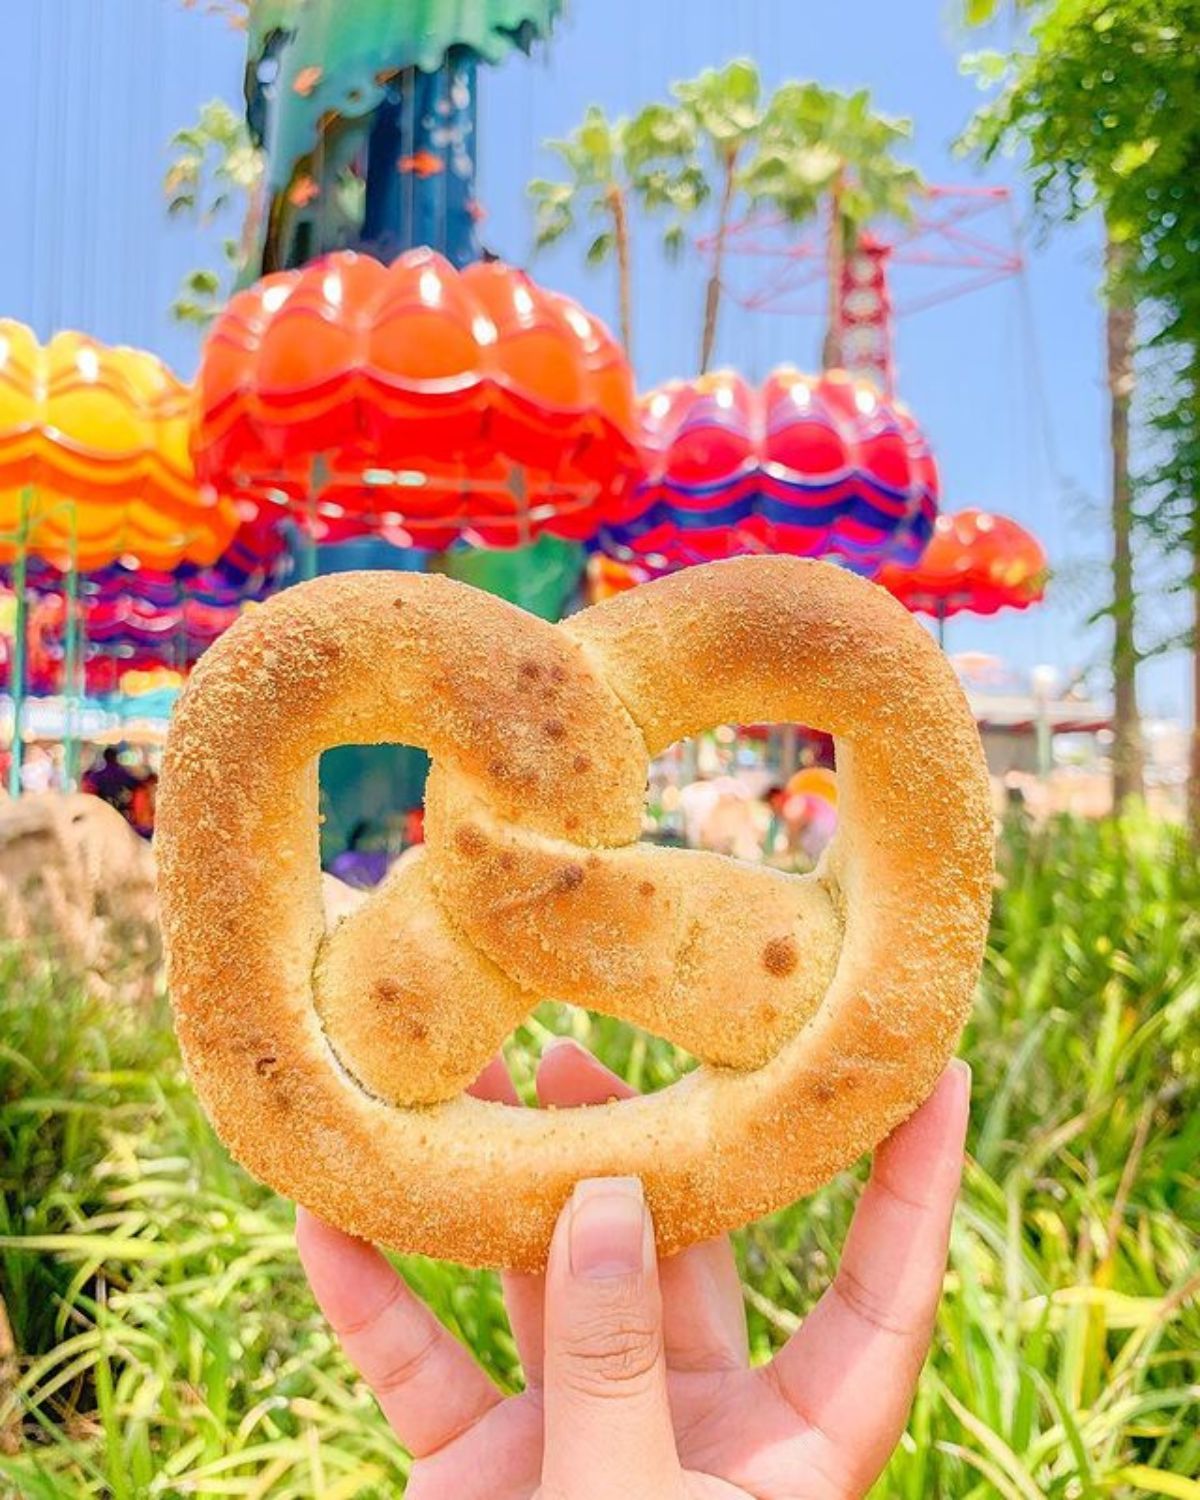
(158, 557, 993, 1271)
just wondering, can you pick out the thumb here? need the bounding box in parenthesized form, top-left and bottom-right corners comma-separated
(540, 1177, 682, 1500)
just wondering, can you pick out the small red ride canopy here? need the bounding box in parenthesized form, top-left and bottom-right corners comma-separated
(877, 507, 1048, 620)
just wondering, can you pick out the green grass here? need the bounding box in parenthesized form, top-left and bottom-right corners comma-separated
(0, 813, 1197, 1497)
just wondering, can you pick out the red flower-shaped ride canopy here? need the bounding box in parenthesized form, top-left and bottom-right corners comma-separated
(877, 508, 1048, 620)
(193, 249, 640, 549)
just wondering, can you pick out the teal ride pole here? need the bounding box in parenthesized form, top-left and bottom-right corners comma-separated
(299, 456, 327, 582)
(62, 511, 82, 791)
(175, 576, 188, 674)
(7, 487, 32, 798)
(300, 508, 317, 581)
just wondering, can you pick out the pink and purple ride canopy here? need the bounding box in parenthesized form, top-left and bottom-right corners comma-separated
(0, 516, 289, 696)
(9, 515, 290, 612)
(597, 368, 938, 574)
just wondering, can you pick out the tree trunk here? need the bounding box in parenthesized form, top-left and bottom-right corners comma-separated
(607, 185, 634, 356)
(1106, 232, 1144, 811)
(822, 173, 846, 371)
(1191, 510, 1200, 837)
(700, 150, 739, 375)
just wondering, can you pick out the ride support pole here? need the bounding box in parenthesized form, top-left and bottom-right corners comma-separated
(62, 513, 82, 790)
(7, 487, 32, 798)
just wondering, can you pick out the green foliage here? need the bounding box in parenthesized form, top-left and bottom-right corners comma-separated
(529, 97, 707, 352)
(533, 63, 925, 255)
(961, 0, 1200, 635)
(163, 99, 265, 327)
(961, 0, 1039, 22)
(0, 815, 1197, 1493)
(745, 83, 923, 240)
(673, 58, 763, 158)
(529, 102, 705, 264)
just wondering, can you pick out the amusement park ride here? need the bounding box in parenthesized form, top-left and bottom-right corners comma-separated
(0, 0, 1052, 833)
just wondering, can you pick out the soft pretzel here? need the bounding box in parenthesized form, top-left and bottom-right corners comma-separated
(157, 557, 993, 1271)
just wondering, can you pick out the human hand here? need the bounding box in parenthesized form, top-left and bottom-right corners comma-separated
(297, 1044, 970, 1499)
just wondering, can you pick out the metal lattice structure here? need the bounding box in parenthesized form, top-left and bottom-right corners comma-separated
(699, 186, 1023, 396)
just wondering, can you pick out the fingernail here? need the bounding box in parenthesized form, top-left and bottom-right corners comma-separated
(949, 1057, 973, 1100)
(543, 1036, 585, 1058)
(569, 1177, 646, 1279)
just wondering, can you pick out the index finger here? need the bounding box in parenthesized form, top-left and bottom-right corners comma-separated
(763, 1060, 970, 1493)
(295, 1209, 503, 1458)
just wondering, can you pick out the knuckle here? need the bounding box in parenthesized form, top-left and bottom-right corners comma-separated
(364, 1325, 441, 1396)
(833, 1263, 926, 1339)
(332, 1273, 407, 1341)
(555, 1307, 663, 1397)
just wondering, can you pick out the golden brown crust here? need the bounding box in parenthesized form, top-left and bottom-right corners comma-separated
(157, 557, 993, 1271)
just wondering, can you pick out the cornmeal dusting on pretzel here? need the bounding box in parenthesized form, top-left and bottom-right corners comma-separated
(157, 557, 993, 1271)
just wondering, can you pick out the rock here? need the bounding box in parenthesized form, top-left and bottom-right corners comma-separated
(0, 794, 375, 993)
(0, 793, 160, 995)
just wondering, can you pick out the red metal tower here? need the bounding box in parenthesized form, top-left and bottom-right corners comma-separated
(700, 186, 1023, 396)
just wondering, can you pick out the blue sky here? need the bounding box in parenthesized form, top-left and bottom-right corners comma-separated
(0, 0, 1185, 718)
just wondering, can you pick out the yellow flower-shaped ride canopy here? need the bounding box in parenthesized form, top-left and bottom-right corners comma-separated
(0, 321, 238, 572)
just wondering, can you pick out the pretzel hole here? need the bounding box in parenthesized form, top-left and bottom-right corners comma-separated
(644, 730, 838, 873)
(318, 744, 429, 871)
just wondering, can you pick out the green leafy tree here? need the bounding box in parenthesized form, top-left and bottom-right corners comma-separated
(963, 0, 1200, 818)
(164, 99, 264, 326)
(745, 84, 923, 368)
(529, 104, 704, 358)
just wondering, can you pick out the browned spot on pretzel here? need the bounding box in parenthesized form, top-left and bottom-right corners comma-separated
(454, 825, 487, 859)
(763, 937, 799, 978)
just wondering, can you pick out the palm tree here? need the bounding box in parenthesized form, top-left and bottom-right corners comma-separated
(529, 103, 702, 357)
(531, 76, 920, 377)
(530, 107, 635, 354)
(744, 84, 923, 370)
(671, 60, 764, 373)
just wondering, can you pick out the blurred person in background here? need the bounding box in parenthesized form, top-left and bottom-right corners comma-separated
(82, 745, 140, 818)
